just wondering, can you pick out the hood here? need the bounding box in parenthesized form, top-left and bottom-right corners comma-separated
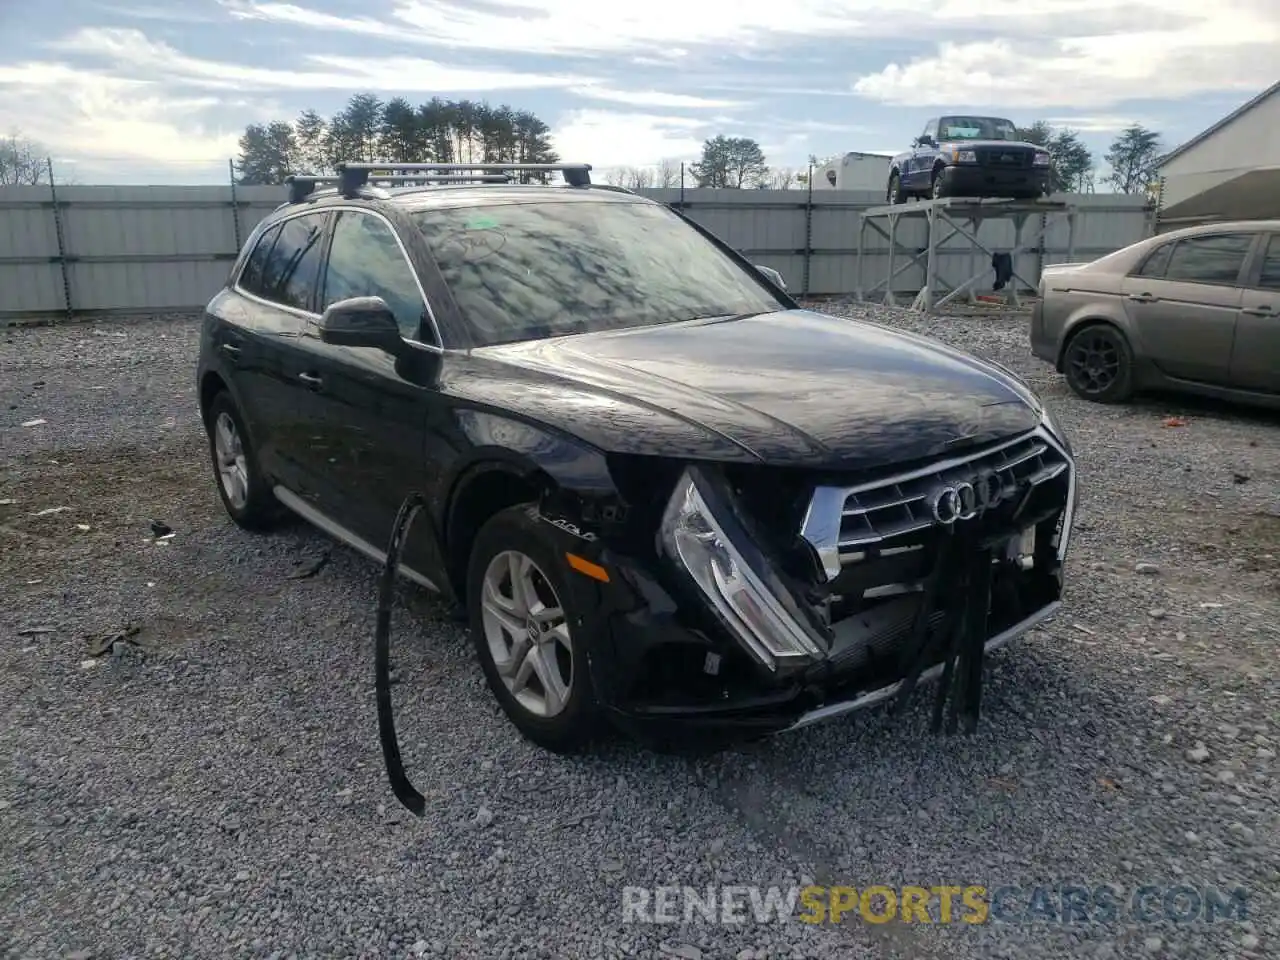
(941, 138, 1044, 153)
(453, 310, 1041, 472)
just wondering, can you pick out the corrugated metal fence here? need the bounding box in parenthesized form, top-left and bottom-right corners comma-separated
(0, 183, 1154, 321)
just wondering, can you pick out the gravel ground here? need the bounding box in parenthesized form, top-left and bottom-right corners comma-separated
(1, 304, 1277, 960)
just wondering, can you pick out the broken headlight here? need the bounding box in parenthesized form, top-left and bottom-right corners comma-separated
(660, 468, 823, 672)
(1039, 402, 1071, 453)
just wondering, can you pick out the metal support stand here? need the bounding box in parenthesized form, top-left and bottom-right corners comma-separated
(855, 198, 1077, 313)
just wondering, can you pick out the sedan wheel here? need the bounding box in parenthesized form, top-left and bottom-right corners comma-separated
(1063, 324, 1135, 403)
(480, 550, 574, 718)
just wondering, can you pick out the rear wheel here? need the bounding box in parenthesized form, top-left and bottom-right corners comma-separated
(466, 504, 602, 753)
(887, 172, 907, 204)
(204, 391, 280, 530)
(1063, 323, 1135, 403)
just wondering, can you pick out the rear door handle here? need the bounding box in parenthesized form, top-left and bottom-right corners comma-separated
(1241, 305, 1275, 317)
(1127, 293, 1157, 303)
(298, 372, 323, 388)
(220, 343, 242, 357)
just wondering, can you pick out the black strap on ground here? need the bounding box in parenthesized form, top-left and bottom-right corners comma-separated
(892, 528, 956, 717)
(894, 525, 996, 735)
(930, 537, 973, 734)
(933, 532, 994, 736)
(375, 491, 429, 817)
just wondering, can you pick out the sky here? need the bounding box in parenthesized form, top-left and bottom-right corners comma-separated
(0, 0, 1276, 185)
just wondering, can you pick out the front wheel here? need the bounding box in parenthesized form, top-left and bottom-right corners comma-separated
(1063, 323, 1135, 403)
(466, 504, 603, 753)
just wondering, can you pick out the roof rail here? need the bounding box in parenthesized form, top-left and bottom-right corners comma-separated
(335, 161, 593, 194)
(284, 172, 515, 204)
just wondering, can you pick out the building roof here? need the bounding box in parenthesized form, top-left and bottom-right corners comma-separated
(1157, 80, 1280, 170)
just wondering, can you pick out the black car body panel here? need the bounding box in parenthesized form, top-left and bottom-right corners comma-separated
(197, 171, 1077, 746)
(459, 309, 1042, 469)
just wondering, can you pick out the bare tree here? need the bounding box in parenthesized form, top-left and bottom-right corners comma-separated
(0, 131, 47, 186)
(656, 158, 681, 188)
(625, 166, 655, 189)
(603, 166, 657, 189)
(768, 167, 799, 190)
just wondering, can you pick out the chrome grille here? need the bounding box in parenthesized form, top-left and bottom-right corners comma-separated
(799, 427, 1073, 581)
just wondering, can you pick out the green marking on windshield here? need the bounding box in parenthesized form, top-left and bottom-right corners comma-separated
(464, 214, 500, 230)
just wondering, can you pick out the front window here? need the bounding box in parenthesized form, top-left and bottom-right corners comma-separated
(411, 200, 786, 347)
(938, 116, 1019, 141)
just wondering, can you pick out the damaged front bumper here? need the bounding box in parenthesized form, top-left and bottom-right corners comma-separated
(594, 553, 1061, 745)
(582, 429, 1075, 746)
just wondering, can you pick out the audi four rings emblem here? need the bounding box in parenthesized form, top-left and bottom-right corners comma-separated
(929, 474, 1004, 524)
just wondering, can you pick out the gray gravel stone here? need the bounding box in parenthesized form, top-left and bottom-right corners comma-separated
(3, 306, 1278, 959)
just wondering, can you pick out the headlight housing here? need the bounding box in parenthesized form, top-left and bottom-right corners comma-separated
(1039, 402, 1071, 454)
(1033, 152, 1051, 167)
(659, 469, 823, 671)
(952, 149, 978, 163)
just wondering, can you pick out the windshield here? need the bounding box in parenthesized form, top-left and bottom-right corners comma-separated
(938, 116, 1019, 141)
(411, 200, 786, 347)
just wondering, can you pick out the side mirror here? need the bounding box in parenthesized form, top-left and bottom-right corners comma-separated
(754, 264, 787, 292)
(917, 136, 935, 148)
(318, 296, 404, 353)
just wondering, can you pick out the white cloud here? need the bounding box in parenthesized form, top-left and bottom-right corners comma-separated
(551, 110, 709, 167)
(0, 62, 251, 170)
(222, 0, 878, 55)
(221, 0, 1280, 111)
(572, 86, 743, 109)
(853, 2, 1279, 108)
(1043, 116, 1161, 133)
(50, 27, 589, 92)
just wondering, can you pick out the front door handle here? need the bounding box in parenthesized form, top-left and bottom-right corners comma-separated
(221, 343, 242, 357)
(1127, 292, 1157, 303)
(1241, 304, 1275, 317)
(298, 372, 323, 388)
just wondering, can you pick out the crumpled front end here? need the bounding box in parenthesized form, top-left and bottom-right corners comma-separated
(591, 423, 1077, 744)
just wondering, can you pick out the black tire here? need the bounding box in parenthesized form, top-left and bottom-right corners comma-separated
(1062, 323, 1135, 404)
(887, 172, 907, 205)
(204, 390, 281, 530)
(931, 166, 948, 199)
(466, 504, 603, 753)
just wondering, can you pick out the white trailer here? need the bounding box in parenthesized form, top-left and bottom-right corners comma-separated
(811, 151, 892, 191)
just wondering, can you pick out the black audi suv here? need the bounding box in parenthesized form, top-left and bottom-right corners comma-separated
(196, 161, 1077, 753)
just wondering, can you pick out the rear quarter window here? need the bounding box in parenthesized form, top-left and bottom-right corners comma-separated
(238, 223, 282, 297)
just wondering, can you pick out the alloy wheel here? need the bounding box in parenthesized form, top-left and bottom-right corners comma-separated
(480, 550, 574, 718)
(1067, 332, 1122, 395)
(213, 411, 250, 509)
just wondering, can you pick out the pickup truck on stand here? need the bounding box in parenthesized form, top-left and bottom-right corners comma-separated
(887, 115, 1053, 204)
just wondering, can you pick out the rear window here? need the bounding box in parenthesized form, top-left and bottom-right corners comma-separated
(411, 200, 784, 347)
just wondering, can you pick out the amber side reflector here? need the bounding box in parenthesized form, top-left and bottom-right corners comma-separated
(566, 552, 610, 583)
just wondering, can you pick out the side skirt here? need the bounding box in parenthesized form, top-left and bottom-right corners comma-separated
(272, 485, 441, 592)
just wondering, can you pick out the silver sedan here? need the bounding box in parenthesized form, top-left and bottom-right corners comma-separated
(1030, 219, 1280, 408)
